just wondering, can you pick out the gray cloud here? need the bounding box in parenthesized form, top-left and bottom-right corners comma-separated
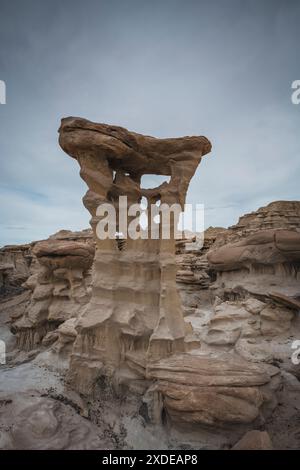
(0, 0, 299, 245)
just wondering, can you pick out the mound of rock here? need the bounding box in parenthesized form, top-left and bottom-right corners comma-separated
(0, 392, 110, 450)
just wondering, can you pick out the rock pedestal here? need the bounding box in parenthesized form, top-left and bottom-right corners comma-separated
(59, 117, 211, 392)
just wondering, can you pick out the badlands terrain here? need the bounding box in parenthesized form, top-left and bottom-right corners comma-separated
(0, 201, 300, 450)
(0, 118, 299, 450)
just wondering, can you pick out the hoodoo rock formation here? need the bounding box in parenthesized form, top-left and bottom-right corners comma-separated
(0, 120, 299, 449)
(11, 230, 94, 353)
(58, 117, 212, 393)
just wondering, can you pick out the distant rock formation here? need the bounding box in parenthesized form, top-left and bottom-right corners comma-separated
(207, 201, 300, 303)
(213, 201, 300, 245)
(0, 244, 33, 296)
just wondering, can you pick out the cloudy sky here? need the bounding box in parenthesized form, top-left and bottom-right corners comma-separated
(0, 0, 299, 245)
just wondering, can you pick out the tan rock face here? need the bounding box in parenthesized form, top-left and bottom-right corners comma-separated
(203, 299, 295, 346)
(232, 430, 273, 450)
(213, 201, 300, 247)
(208, 229, 300, 272)
(58, 117, 211, 392)
(0, 393, 110, 450)
(0, 244, 33, 296)
(34, 239, 94, 271)
(11, 230, 94, 351)
(146, 353, 279, 426)
(207, 202, 300, 305)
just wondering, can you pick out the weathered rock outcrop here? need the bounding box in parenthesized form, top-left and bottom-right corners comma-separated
(213, 201, 300, 246)
(200, 201, 300, 407)
(208, 229, 300, 272)
(207, 201, 300, 304)
(0, 244, 33, 296)
(203, 299, 295, 347)
(0, 393, 110, 450)
(11, 230, 94, 352)
(146, 353, 280, 427)
(176, 228, 225, 315)
(59, 117, 211, 393)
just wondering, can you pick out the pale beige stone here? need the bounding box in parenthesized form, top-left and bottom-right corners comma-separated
(232, 430, 273, 450)
(242, 298, 266, 315)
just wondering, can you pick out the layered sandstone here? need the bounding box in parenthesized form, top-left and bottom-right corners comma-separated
(197, 202, 300, 406)
(207, 201, 300, 303)
(176, 228, 225, 315)
(0, 243, 33, 296)
(58, 117, 211, 393)
(11, 230, 94, 352)
(213, 201, 300, 247)
(146, 353, 280, 427)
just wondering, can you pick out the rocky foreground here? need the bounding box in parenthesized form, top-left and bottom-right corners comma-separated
(0, 200, 299, 450)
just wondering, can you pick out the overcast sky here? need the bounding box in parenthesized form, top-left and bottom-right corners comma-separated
(0, 0, 299, 245)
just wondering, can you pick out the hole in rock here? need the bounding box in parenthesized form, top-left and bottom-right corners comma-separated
(140, 175, 170, 189)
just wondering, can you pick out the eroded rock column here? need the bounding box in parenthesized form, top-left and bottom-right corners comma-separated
(59, 117, 211, 393)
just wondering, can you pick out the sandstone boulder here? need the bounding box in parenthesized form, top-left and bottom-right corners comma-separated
(146, 353, 280, 426)
(232, 430, 273, 450)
